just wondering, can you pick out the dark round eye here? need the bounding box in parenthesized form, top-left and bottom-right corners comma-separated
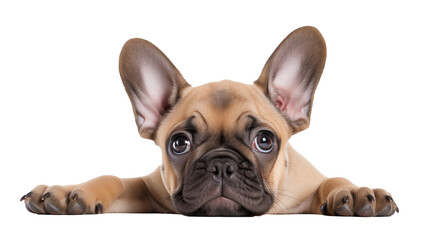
(253, 131, 274, 153)
(171, 135, 191, 155)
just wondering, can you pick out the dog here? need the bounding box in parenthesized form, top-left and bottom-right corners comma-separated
(21, 26, 398, 216)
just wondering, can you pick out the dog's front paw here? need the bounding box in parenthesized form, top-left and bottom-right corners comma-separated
(20, 185, 103, 215)
(320, 187, 398, 217)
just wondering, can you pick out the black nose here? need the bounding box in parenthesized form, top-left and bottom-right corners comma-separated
(207, 158, 237, 182)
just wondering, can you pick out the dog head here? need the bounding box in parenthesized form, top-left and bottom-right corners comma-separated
(119, 26, 326, 216)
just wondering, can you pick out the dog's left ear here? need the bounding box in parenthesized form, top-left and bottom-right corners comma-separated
(119, 38, 190, 140)
(254, 26, 327, 133)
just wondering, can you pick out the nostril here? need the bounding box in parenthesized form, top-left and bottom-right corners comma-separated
(207, 159, 237, 181)
(222, 162, 237, 181)
(207, 165, 220, 178)
(226, 164, 237, 176)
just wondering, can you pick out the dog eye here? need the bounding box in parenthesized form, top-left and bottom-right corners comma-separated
(171, 135, 191, 155)
(252, 131, 274, 153)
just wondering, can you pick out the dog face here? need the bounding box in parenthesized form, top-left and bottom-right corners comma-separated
(156, 81, 289, 216)
(119, 26, 326, 216)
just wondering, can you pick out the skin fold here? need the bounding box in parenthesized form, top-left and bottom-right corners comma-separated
(21, 26, 398, 217)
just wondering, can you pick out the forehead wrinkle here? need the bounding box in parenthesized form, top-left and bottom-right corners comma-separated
(236, 111, 251, 124)
(235, 112, 276, 132)
(167, 111, 207, 136)
(193, 111, 208, 129)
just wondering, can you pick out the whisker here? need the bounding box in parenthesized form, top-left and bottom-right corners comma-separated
(274, 198, 289, 212)
(276, 192, 301, 201)
(272, 201, 284, 213)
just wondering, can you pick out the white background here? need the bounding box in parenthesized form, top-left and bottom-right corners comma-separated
(1, 0, 428, 239)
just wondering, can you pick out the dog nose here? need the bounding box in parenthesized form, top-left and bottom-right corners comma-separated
(207, 158, 237, 182)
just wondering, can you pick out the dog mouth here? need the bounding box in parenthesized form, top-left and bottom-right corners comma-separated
(173, 187, 260, 216)
(173, 182, 272, 217)
(193, 196, 249, 216)
(171, 149, 273, 216)
(206, 196, 237, 206)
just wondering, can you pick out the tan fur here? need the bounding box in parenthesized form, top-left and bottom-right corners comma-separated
(22, 26, 398, 217)
(21, 79, 398, 216)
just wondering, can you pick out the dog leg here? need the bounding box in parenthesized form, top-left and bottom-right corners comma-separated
(310, 178, 399, 217)
(21, 167, 174, 214)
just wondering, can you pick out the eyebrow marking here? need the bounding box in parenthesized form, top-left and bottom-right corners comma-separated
(232, 112, 255, 142)
(246, 115, 259, 131)
(184, 116, 197, 134)
(235, 112, 259, 131)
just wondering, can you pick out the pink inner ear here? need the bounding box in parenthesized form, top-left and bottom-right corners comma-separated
(271, 56, 312, 123)
(275, 95, 287, 111)
(132, 59, 173, 133)
(272, 79, 311, 123)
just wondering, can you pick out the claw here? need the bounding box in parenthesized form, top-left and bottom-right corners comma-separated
(342, 195, 349, 204)
(385, 195, 399, 213)
(95, 203, 103, 214)
(41, 192, 51, 201)
(20, 192, 31, 201)
(320, 202, 328, 215)
(70, 192, 79, 201)
(385, 195, 393, 202)
(20, 192, 33, 201)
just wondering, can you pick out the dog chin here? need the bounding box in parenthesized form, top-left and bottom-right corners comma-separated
(189, 197, 253, 217)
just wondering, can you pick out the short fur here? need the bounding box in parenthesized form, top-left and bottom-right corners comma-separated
(21, 26, 398, 217)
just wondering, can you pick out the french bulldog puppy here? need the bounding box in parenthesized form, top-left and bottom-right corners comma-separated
(21, 26, 398, 217)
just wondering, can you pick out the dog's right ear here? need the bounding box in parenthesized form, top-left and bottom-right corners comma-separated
(254, 26, 326, 134)
(119, 38, 190, 140)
